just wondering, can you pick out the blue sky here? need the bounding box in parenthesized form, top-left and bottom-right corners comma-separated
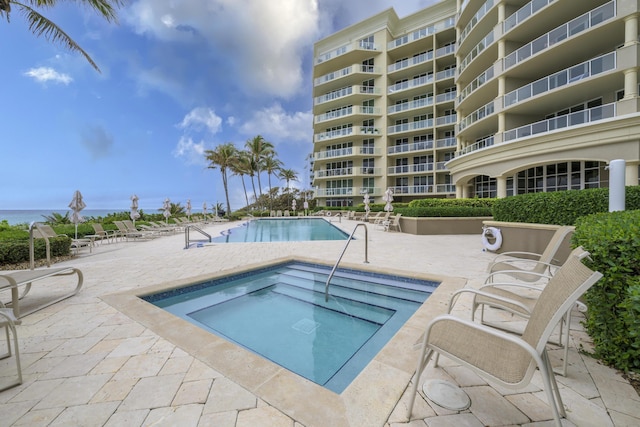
(1, 0, 436, 211)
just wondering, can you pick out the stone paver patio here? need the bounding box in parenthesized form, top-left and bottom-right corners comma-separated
(0, 218, 638, 426)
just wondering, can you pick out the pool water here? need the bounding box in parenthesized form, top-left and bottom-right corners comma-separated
(211, 218, 349, 243)
(142, 261, 438, 393)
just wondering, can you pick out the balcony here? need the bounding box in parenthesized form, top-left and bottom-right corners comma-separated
(314, 64, 381, 87)
(315, 105, 381, 124)
(315, 168, 353, 179)
(503, 102, 616, 142)
(436, 43, 456, 58)
(387, 96, 434, 115)
(436, 114, 457, 126)
(389, 185, 432, 195)
(388, 119, 434, 135)
(314, 85, 382, 106)
(458, 0, 495, 45)
(504, 52, 616, 108)
(436, 91, 457, 104)
(387, 16, 455, 50)
(388, 51, 433, 73)
(315, 187, 382, 197)
(315, 40, 378, 65)
(459, 30, 495, 73)
(457, 136, 494, 156)
(458, 64, 495, 104)
(503, 1, 615, 70)
(388, 163, 434, 175)
(314, 127, 353, 143)
(314, 147, 353, 160)
(436, 184, 456, 193)
(436, 68, 456, 81)
(504, 0, 556, 34)
(387, 140, 434, 155)
(459, 102, 494, 132)
(436, 137, 456, 148)
(388, 75, 433, 95)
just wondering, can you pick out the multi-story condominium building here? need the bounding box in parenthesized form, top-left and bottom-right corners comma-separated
(311, 0, 640, 206)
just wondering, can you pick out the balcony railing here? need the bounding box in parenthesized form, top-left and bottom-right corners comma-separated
(436, 137, 456, 148)
(504, 52, 616, 107)
(436, 43, 456, 58)
(388, 163, 435, 174)
(314, 64, 381, 87)
(436, 161, 448, 170)
(356, 167, 381, 175)
(459, 30, 495, 73)
(504, 1, 615, 70)
(459, 0, 494, 45)
(504, 0, 556, 33)
(388, 96, 433, 114)
(388, 74, 433, 94)
(436, 184, 456, 193)
(387, 16, 455, 50)
(436, 91, 457, 103)
(315, 40, 379, 65)
(459, 102, 494, 132)
(314, 127, 353, 142)
(315, 105, 381, 124)
(503, 102, 616, 142)
(388, 51, 433, 73)
(436, 114, 457, 126)
(315, 168, 353, 178)
(387, 140, 434, 155)
(457, 135, 495, 156)
(458, 64, 495, 104)
(388, 119, 434, 135)
(390, 185, 431, 195)
(314, 85, 381, 105)
(314, 147, 353, 160)
(315, 187, 382, 197)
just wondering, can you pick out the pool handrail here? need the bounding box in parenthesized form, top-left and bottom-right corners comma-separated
(325, 223, 369, 302)
(184, 225, 212, 249)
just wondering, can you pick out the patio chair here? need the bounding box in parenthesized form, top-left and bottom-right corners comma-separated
(486, 226, 575, 283)
(407, 248, 602, 426)
(367, 211, 383, 224)
(91, 223, 119, 244)
(34, 223, 92, 254)
(387, 213, 402, 232)
(0, 305, 22, 391)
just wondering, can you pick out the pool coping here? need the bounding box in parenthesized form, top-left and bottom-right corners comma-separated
(101, 256, 466, 427)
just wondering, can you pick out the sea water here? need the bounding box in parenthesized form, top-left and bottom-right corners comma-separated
(0, 209, 123, 226)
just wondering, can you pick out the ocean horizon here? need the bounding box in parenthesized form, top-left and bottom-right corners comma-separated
(0, 209, 188, 226)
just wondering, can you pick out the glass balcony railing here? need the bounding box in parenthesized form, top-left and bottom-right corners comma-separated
(436, 68, 456, 81)
(356, 167, 381, 175)
(387, 16, 455, 50)
(436, 91, 457, 103)
(388, 51, 433, 73)
(315, 105, 381, 124)
(436, 184, 456, 193)
(504, 1, 615, 70)
(315, 168, 353, 178)
(436, 114, 457, 126)
(503, 0, 556, 33)
(436, 137, 456, 148)
(503, 102, 616, 141)
(388, 75, 433, 94)
(504, 52, 616, 107)
(456, 136, 495, 157)
(314, 64, 380, 87)
(314, 86, 352, 105)
(315, 39, 379, 65)
(387, 140, 434, 155)
(436, 161, 448, 170)
(314, 147, 353, 160)
(459, 102, 494, 132)
(390, 185, 433, 195)
(314, 127, 353, 142)
(315, 187, 354, 196)
(458, 64, 495, 104)
(436, 43, 456, 58)
(459, 30, 495, 73)
(387, 96, 433, 114)
(388, 119, 434, 134)
(459, 0, 494, 45)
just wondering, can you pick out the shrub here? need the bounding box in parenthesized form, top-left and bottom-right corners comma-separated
(573, 209, 640, 372)
(0, 236, 71, 265)
(396, 206, 493, 217)
(409, 198, 497, 209)
(492, 186, 640, 225)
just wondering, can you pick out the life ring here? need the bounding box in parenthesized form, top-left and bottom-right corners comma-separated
(481, 226, 502, 252)
(326, 212, 332, 216)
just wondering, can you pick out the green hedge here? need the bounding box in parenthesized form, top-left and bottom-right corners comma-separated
(492, 186, 640, 225)
(0, 236, 71, 265)
(395, 206, 493, 217)
(408, 198, 497, 208)
(573, 209, 640, 372)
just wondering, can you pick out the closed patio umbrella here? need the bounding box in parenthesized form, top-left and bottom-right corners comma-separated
(68, 190, 86, 239)
(382, 188, 394, 212)
(186, 199, 192, 221)
(130, 194, 140, 226)
(292, 199, 297, 213)
(202, 202, 208, 221)
(162, 198, 171, 225)
(363, 192, 371, 220)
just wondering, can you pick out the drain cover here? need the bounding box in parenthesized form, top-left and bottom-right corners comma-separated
(422, 379, 471, 411)
(292, 318, 320, 334)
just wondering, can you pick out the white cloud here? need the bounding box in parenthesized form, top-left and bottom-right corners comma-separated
(173, 135, 207, 165)
(24, 67, 73, 85)
(125, 0, 320, 98)
(239, 104, 312, 145)
(179, 107, 223, 134)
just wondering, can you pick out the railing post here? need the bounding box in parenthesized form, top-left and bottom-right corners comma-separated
(325, 223, 369, 302)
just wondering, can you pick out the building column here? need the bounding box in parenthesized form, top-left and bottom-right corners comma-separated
(496, 176, 507, 198)
(624, 14, 638, 47)
(627, 162, 640, 186)
(624, 68, 638, 99)
(456, 182, 468, 198)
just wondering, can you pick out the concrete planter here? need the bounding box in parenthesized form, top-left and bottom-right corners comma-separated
(400, 216, 492, 235)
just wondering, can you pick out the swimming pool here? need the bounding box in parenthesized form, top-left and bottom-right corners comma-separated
(211, 218, 349, 243)
(142, 261, 439, 393)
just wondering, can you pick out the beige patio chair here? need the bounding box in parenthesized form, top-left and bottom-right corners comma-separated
(91, 223, 119, 243)
(486, 225, 574, 283)
(0, 304, 22, 391)
(367, 211, 383, 224)
(387, 213, 402, 232)
(407, 248, 602, 426)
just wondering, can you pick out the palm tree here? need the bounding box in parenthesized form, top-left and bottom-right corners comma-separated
(245, 135, 274, 201)
(204, 143, 237, 217)
(229, 151, 252, 208)
(262, 154, 282, 211)
(279, 168, 298, 208)
(0, 0, 125, 72)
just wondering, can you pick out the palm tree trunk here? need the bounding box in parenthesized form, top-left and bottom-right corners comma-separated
(221, 170, 231, 216)
(250, 176, 258, 207)
(241, 176, 249, 208)
(267, 172, 273, 211)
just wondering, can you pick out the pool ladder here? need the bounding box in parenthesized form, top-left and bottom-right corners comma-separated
(325, 223, 369, 302)
(184, 225, 212, 249)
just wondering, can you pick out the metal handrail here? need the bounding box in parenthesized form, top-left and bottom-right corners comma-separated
(325, 223, 369, 302)
(184, 225, 212, 249)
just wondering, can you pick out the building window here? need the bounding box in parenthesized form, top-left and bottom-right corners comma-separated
(508, 161, 604, 195)
(473, 175, 496, 198)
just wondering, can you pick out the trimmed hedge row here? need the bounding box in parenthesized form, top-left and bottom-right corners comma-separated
(0, 236, 72, 265)
(408, 198, 497, 208)
(492, 186, 640, 225)
(395, 206, 493, 217)
(573, 209, 640, 371)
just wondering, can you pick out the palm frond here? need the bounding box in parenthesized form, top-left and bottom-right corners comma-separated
(14, 1, 100, 71)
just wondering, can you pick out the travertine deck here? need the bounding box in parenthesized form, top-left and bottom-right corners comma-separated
(0, 219, 637, 426)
